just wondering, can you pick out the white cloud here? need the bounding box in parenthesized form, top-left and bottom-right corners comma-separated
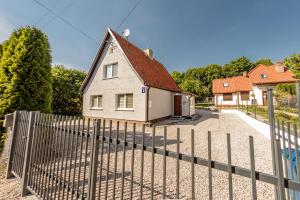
(0, 15, 14, 43)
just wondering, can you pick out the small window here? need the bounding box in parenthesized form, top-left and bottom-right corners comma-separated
(223, 82, 229, 87)
(104, 63, 118, 79)
(241, 91, 250, 101)
(223, 93, 233, 101)
(117, 94, 133, 109)
(260, 74, 267, 79)
(91, 95, 102, 109)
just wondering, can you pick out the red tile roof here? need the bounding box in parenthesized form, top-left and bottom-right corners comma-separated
(212, 76, 252, 94)
(110, 30, 181, 92)
(248, 64, 296, 84)
(212, 63, 297, 94)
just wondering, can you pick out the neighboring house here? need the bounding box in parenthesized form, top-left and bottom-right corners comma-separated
(80, 28, 195, 122)
(212, 62, 297, 106)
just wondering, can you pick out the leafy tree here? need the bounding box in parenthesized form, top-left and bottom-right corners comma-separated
(284, 54, 300, 78)
(254, 58, 273, 66)
(0, 27, 52, 115)
(170, 71, 183, 85)
(179, 79, 209, 101)
(222, 56, 254, 77)
(52, 65, 86, 115)
(203, 64, 222, 96)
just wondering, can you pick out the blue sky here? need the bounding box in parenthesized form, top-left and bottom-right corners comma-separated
(1, 0, 300, 72)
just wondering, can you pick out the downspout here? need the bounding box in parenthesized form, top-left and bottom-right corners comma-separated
(145, 85, 150, 122)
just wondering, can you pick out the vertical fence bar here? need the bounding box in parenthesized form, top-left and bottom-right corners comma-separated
(76, 117, 85, 198)
(44, 115, 55, 198)
(162, 126, 167, 199)
(49, 115, 60, 199)
(112, 121, 120, 199)
(97, 119, 105, 199)
(275, 139, 286, 200)
(176, 128, 180, 199)
(21, 111, 37, 196)
(227, 133, 233, 200)
(287, 123, 296, 200)
(82, 118, 90, 199)
(208, 131, 212, 200)
(53, 116, 63, 199)
(281, 121, 290, 200)
(66, 117, 77, 200)
(139, 124, 145, 199)
(268, 89, 279, 200)
(57, 116, 67, 199)
(191, 129, 195, 200)
(87, 119, 101, 200)
(249, 136, 257, 200)
(6, 111, 20, 179)
(296, 82, 300, 132)
(294, 124, 300, 182)
(104, 120, 112, 200)
(129, 123, 136, 200)
(120, 122, 127, 200)
(151, 126, 156, 200)
(71, 117, 81, 199)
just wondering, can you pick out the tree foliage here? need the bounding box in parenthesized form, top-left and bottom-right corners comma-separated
(0, 27, 52, 115)
(284, 54, 300, 78)
(52, 65, 86, 115)
(254, 58, 273, 66)
(222, 56, 254, 77)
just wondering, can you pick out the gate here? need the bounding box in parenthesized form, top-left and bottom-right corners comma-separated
(5, 110, 300, 199)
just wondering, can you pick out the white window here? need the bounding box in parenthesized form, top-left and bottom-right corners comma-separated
(260, 74, 267, 79)
(104, 63, 118, 79)
(91, 95, 102, 109)
(116, 94, 133, 110)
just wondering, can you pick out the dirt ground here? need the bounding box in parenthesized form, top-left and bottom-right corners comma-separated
(0, 109, 275, 199)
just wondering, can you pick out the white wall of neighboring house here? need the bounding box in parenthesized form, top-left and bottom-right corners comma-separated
(82, 37, 147, 121)
(215, 93, 239, 106)
(148, 87, 173, 121)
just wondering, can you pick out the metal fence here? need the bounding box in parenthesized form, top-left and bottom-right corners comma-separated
(5, 110, 300, 199)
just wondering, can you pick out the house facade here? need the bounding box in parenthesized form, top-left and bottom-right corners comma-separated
(81, 28, 195, 122)
(212, 62, 297, 106)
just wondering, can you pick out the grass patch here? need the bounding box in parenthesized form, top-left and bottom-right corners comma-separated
(239, 105, 299, 126)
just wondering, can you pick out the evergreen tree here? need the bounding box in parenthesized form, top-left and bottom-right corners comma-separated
(0, 27, 52, 114)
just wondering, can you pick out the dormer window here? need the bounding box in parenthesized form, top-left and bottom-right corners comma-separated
(223, 82, 229, 87)
(260, 74, 267, 79)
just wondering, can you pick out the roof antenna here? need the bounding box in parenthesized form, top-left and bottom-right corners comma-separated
(123, 28, 130, 40)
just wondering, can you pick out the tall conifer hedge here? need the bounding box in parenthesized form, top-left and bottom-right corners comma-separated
(0, 27, 52, 115)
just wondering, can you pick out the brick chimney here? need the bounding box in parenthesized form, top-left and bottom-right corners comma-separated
(274, 61, 286, 73)
(144, 48, 153, 59)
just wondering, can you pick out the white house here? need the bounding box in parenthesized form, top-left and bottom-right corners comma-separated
(80, 28, 195, 122)
(212, 62, 297, 106)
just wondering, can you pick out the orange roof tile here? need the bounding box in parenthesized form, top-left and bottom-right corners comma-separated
(110, 30, 181, 92)
(212, 76, 252, 94)
(248, 64, 296, 85)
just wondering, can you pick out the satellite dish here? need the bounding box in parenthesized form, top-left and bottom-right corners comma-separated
(123, 28, 130, 38)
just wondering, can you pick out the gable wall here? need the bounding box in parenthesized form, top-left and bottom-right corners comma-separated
(82, 36, 147, 121)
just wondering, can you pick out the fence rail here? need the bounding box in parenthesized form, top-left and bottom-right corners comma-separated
(5, 110, 300, 199)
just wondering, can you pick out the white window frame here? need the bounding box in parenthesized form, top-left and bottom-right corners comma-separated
(116, 93, 134, 111)
(103, 63, 118, 79)
(90, 95, 103, 110)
